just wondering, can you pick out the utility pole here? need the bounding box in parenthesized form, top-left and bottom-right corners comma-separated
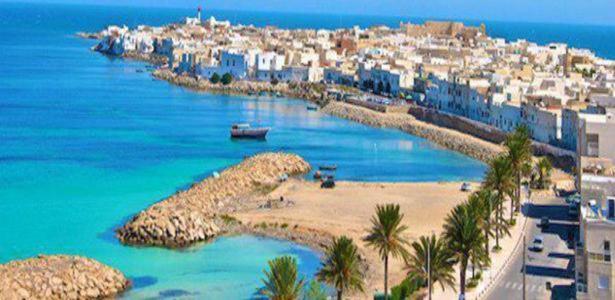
(523, 234, 527, 300)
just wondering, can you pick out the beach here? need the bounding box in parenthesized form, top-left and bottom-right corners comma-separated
(234, 179, 476, 297)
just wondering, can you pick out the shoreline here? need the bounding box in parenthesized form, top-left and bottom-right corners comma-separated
(78, 45, 572, 298)
(231, 179, 482, 298)
(152, 68, 503, 163)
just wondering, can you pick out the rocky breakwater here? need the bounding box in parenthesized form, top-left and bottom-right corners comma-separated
(0, 255, 129, 299)
(153, 69, 330, 106)
(322, 101, 503, 163)
(116, 152, 311, 248)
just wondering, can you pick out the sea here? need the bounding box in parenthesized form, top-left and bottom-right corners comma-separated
(0, 2, 612, 299)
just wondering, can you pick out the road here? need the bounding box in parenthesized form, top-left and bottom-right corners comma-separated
(485, 195, 577, 300)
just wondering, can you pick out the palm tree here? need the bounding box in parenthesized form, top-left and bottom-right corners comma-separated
(364, 204, 410, 300)
(317, 236, 365, 300)
(261, 256, 305, 300)
(304, 280, 328, 300)
(484, 154, 514, 249)
(443, 203, 486, 298)
(505, 125, 533, 218)
(534, 157, 553, 190)
(467, 189, 495, 258)
(405, 234, 456, 300)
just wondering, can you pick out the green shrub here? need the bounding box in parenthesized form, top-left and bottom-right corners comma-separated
(210, 73, 220, 84)
(389, 276, 424, 300)
(281, 223, 289, 229)
(220, 214, 238, 225)
(221, 73, 233, 85)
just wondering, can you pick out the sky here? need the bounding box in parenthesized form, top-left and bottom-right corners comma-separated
(4, 0, 615, 26)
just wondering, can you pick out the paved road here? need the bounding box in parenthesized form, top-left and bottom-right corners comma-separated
(485, 195, 577, 300)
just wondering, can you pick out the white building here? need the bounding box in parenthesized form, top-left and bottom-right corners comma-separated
(255, 52, 285, 81)
(197, 50, 249, 79)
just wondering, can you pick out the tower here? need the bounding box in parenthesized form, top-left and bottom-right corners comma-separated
(197, 6, 202, 21)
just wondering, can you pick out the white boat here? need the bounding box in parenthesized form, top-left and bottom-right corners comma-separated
(230, 124, 270, 139)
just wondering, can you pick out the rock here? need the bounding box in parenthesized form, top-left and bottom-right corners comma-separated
(0, 255, 129, 299)
(116, 152, 311, 248)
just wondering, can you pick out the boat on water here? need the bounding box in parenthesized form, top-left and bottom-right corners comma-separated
(319, 164, 337, 171)
(307, 105, 318, 111)
(230, 123, 270, 139)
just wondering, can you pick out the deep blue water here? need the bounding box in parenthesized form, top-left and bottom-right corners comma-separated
(1, 2, 605, 299)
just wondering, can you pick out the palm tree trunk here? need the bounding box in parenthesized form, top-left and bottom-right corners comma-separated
(428, 279, 432, 300)
(337, 288, 343, 300)
(460, 257, 468, 297)
(516, 173, 521, 212)
(510, 195, 514, 222)
(495, 199, 501, 248)
(384, 254, 389, 300)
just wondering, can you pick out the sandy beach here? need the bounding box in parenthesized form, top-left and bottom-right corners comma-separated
(233, 179, 478, 297)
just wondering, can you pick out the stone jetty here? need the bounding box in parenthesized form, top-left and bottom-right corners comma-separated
(116, 152, 311, 248)
(0, 255, 129, 300)
(322, 101, 503, 163)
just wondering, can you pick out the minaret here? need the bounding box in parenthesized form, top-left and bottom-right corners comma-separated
(197, 6, 202, 22)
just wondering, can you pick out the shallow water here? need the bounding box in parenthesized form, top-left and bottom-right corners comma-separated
(0, 3, 488, 299)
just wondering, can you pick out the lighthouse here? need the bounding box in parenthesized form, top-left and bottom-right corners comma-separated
(197, 5, 202, 22)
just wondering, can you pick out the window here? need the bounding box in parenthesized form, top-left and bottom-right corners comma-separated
(605, 241, 610, 251)
(598, 275, 609, 290)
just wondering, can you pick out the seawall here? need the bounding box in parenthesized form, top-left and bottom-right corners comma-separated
(0, 255, 129, 299)
(322, 101, 503, 163)
(116, 152, 311, 248)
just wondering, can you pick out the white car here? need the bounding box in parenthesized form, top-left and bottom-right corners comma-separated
(532, 236, 545, 252)
(460, 182, 473, 192)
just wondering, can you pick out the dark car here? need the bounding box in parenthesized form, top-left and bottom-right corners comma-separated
(540, 216, 550, 228)
(321, 177, 335, 189)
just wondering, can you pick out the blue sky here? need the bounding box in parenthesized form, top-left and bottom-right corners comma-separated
(5, 0, 615, 26)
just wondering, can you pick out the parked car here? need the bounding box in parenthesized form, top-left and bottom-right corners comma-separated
(566, 193, 582, 205)
(532, 236, 545, 252)
(569, 203, 579, 217)
(460, 182, 473, 192)
(321, 176, 335, 189)
(540, 216, 550, 228)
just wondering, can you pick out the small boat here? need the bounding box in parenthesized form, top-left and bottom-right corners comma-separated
(319, 165, 337, 171)
(230, 123, 270, 139)
(136, 69, 145, 73)
(307, 105, 318, 111)
(274, 92, 283, 98)
(258, 91, 268, 97)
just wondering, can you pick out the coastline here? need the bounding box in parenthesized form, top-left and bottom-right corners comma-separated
(152, 68, 503, 163)
(79, 45, 572, 298)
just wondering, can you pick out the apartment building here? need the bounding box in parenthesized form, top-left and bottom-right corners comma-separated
(577, 176, 615, 299)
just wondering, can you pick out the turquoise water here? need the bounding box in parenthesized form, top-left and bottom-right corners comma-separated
(0, 3, 528, 299)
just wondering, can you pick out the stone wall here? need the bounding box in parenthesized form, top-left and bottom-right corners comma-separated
(0, 255, 129, 299)
(116, 152, 311, 248)
(408, 105, 507, 144)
